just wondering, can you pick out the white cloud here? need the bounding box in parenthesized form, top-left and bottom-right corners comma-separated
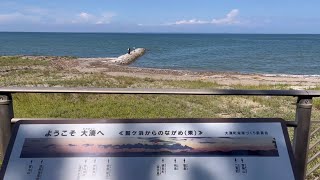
(175, 19, 208, 25)
(79, 12, 93, 21)
(211, 9, 239, 24)
(0, 2, 51, 24)
(0, 1, 116, 26)
(171, 9, 240, 25)
(72, 12, 95, 23)
(96, 12, 116, 24)
(72, 12, 116, 24)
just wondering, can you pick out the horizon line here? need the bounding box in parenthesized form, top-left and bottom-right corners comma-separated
(1, 31, 320, 35)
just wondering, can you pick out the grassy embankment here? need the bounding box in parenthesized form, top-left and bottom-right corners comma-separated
(0, 56, 319, 178)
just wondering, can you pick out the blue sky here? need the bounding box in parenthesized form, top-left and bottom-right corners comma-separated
(1, 0, 320, 33)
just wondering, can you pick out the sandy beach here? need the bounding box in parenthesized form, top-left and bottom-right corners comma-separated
(13, 55, 319, 89)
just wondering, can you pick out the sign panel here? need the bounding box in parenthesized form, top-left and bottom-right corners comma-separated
(0, 119, 296, 180)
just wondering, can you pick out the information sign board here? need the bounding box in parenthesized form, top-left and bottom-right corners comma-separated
(0, 118, 296, 180)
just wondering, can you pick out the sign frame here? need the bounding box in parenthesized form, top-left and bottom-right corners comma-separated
(0, 118, 297, 180)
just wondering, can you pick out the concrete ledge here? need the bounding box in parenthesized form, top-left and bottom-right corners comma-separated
(77, 48, 146, 65)
(111, 48, 146, 65)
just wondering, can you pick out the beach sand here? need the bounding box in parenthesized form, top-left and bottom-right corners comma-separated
(4, 55, 319, 89)
(73, 58, 320, 88)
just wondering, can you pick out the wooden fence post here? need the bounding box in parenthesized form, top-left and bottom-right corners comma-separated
(293, 96, 313, 180)
(0, 93, 14, 162)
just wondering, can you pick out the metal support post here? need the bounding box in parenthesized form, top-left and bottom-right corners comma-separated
(293, 96, 312, 180)
(0, 93, 14, 162)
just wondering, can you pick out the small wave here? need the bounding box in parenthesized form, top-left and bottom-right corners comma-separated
(262, 73, 320, 78)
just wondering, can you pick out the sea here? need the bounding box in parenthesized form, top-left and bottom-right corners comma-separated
(1, 32, 320, 76)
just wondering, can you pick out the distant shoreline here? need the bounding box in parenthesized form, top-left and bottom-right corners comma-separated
(1, 32, 320, 35)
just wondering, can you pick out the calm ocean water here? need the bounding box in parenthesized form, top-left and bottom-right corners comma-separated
(1, 32, 320, 75)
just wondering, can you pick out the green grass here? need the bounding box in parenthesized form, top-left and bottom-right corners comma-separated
(0, 56, 49, 66)
(12, 94, 297, 119)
